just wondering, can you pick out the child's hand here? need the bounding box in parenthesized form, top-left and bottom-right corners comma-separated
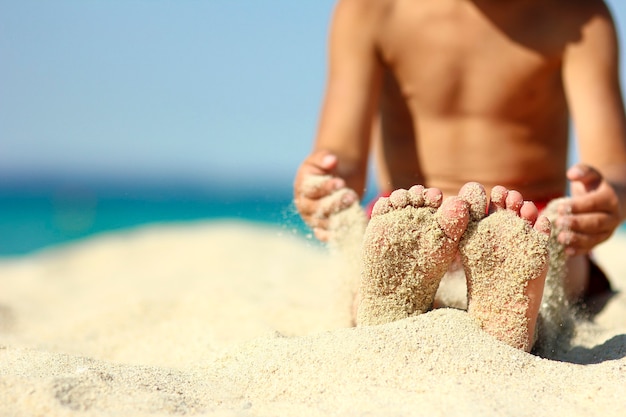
(556, 164, 622, 255)
(294, 150, 358, 241)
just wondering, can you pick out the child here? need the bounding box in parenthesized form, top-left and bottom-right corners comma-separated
(294, 0, 626, 352)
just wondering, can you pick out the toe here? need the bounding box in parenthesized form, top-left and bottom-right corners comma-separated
(407, 185, 425, 207)
(437, 196, 470, 241)
(520, 201, 540, 226)
(423, 188, 443, 208)
(459, 182, 487, 221)
(371, 196, 392, 217)
(389, 189, 410, 209)
(533, 215, 551, 237)
(488, 187, 524, 215)
(505, 190, 524, 214)
(489, 186, 508, 212)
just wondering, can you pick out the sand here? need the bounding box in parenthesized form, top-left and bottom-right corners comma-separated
(1, 220, 625, 416)
(460, 209, 549, 351)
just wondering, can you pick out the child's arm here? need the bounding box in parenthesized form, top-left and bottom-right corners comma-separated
(562, 1, 626, 255)
(294, 0, 384, 240)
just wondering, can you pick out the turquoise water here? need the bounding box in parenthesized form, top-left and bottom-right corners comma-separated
(0, 182, 309, 257)
(1, 181, 624, 257)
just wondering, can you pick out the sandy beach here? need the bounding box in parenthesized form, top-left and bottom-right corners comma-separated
(1, 220, 625, 416)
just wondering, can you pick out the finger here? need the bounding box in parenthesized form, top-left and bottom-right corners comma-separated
(298, 149, 339, 179)
(295, 195, 323, 219)
(315, 189, 358, 219)
(299, 189, 358, 232)
(557, 229, 613, 255)
(566, 164, 603, 193)
(299, 205, 331, 230)
(309, 149, 339, 172)
(309, 218, 330, 232)
(314, 227, 331, 242)
(555, 212, 616, 236)
(557, 193, 616, 217)
(298, 175, 346, 199)
(293, 150, 341, 199)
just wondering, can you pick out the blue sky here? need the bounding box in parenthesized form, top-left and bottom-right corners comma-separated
(1, 0, 334, 189)
(2, 0, 626, 191)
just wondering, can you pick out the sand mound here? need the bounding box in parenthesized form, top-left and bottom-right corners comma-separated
(1, 221, 625, 416)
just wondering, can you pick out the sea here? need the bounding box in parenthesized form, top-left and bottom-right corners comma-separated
(1, 179, 624, 257)
(0, 179, 315, 257)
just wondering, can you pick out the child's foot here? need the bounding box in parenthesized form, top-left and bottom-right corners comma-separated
(357, 185, 470, 326)
(459, 183, 551, 352)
